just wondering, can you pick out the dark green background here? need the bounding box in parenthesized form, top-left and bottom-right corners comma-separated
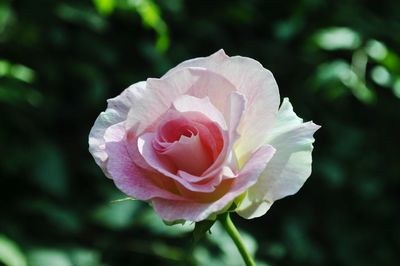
(1, 0, 399, 265)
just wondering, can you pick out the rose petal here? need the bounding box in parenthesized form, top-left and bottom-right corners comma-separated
(161, 133, 213, 176)
(235, 198, 273, 219)
(164, 50, 280, 163)
(125, 68, 236, 135)
(173, 95, 227, 130)
(126, 126, 153, 170)
(138, 133, 220, 192)
(152, 144, 276, 222)
(89, 81, 146, 176)
(185, 68, 236, 114)
(104, 124, 184, 201)
(156, 114, 223, 161)
(177, 166, 236, 184)
(236, 98, 320, 219)
(163, 50, 228, 77)
(203, 92, 246, 176)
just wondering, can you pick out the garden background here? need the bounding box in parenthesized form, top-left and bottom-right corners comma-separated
(1, 0, 399, 265)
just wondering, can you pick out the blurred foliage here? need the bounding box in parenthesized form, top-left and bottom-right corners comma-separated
(1, 0, 399, 265)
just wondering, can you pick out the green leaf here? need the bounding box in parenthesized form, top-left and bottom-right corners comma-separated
(93, 0, 115, 16)
(28, 249, 71, 266)
(69, 248, 102, 266)
(371, 65, 392, 87)
(110, 197, 135, 203)
(0, 235, 27, 266)
(313, 27, 361, 50)
(193, 220, 216, 243)
(128, 0, 169, 52)
(366, 40, 388, 61)
(162, 219, 186, 226)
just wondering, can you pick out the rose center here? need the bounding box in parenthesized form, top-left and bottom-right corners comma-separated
(152, 114, 222, 176)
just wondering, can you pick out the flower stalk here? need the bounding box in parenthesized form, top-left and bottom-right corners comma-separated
(219, 212, 256, 266)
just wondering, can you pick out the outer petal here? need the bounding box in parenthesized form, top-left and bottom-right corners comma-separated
(237, 98, 320, 219)
(235, 198, 273, 219)
(105, 123, 184, 201)
(88, 81, 146, 175)
(164, 50, 280, 165)
(151, 145, 276, 222)
(125, 67, 236, 134)
(163, 50, 228, 76)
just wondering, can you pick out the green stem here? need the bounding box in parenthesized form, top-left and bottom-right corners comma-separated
(219, 212, 256, 266)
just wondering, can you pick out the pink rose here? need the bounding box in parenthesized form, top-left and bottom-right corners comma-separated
(89, 50, 320, 222)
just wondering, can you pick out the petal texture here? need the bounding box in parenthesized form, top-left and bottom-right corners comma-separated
(173, 95, 227, 130)
(237, 98, 320, 219)
(105, 124, 184, 201)
(89, 81, 146, 176)
(152, 145, 276, 222)
(165, 50, 281, 163)
(125, 67, 236, 134)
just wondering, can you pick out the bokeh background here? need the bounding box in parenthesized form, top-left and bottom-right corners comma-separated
(1, 0, 399, 265)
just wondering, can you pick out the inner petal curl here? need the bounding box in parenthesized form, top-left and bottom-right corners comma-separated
(152, 112, 223, 176)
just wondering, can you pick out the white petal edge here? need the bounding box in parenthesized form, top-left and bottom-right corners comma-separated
(88, 81, 146, 176)
(236, 98, 320, 219)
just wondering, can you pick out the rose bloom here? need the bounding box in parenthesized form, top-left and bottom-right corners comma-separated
(89, 50, 320, 222)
